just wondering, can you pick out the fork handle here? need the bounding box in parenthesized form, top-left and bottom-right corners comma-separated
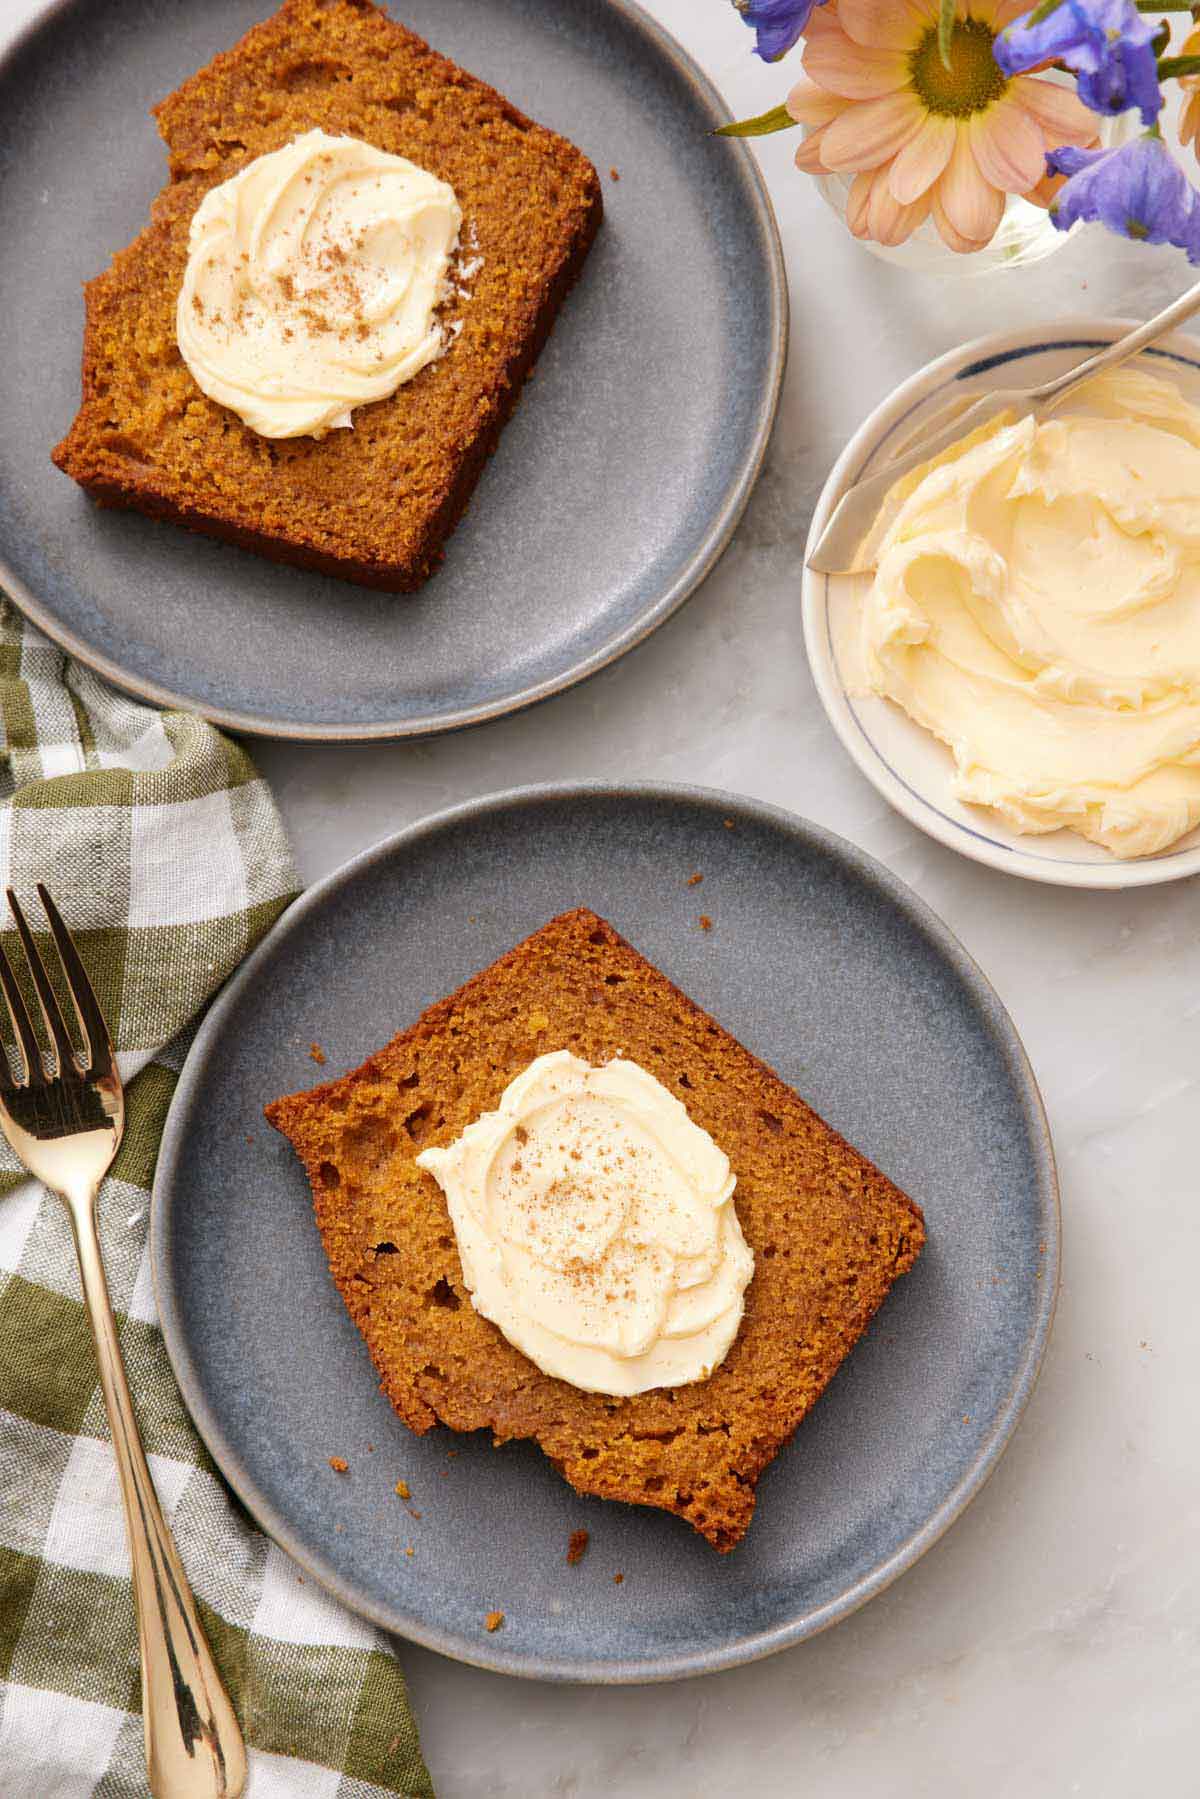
(68, 1189, 248, 1799)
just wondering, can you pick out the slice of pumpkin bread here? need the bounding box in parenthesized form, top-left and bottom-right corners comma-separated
(266, 909, 925, 1549)
(52, 0, 602, 589)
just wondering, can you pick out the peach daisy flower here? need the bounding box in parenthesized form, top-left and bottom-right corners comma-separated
(787, 0, 1100, 252)
(1179, 26, 1200, 160)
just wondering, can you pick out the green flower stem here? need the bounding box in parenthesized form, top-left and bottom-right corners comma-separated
(1158, 52, 1200, 73)
(938, 0, 956, 70)
(715, 103, 799, 138)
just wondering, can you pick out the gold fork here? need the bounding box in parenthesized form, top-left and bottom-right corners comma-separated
(0, 885, 246, 1799)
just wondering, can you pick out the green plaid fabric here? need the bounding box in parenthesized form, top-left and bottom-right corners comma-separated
(0, 602, 433, 1798)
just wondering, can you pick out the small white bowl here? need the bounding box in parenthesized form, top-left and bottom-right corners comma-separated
(802, 316, 1200, 891)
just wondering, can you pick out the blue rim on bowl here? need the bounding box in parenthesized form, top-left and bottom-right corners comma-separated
(802, 317, 1200, 891)
(151, 781, 1060, 1682)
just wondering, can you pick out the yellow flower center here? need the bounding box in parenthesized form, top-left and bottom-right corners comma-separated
(909, 18, 1009, 118)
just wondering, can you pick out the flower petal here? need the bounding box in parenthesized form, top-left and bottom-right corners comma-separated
(970, 99, 1047, 195)
(786, 78, 851, 127)
(1047, 136, 1200, 258)
(736, 0, 820, 64)
(1026, 169, 1065, 210)
(994, 0, 1162, 126)
(931, 189, 985, 254)
(989, 0, 1033, 27)
(867, 165, 933, 244)
(937, 127, 1006, 244)
(818, 89, 925, 174)
(845, 170, 876, 237)
(802, 23, 908, 100)
(1182, 92, 1200, 155)
(835, 0, 925, 53)
(1012, 75, 1101, 150)
(794, 121, 837, 171)
(888, 114, 956, 204)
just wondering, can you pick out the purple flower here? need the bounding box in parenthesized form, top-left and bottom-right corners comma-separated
(1046, 137, 1200, 258)
(995, 0, 1162, 126)
(732, 0, 825, 63)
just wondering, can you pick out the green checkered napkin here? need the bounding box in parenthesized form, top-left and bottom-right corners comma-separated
(0, 601, 433, 1798)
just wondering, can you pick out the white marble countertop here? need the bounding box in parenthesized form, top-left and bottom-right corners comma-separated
(7, 0, 1197, 1791)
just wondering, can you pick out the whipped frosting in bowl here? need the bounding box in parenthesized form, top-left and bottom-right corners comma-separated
(415, 1050, 754, 1396)
(850, 366, 1200, 861)
(176, 128, 461, 438)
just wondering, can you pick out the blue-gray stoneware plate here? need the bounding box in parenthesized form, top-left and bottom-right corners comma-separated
(0, 0, 784, 741)
(152, 783, 1059, 1683)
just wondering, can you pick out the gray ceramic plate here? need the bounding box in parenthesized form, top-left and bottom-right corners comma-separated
(152, 783, 1059, 1682)
(0, 0, 784, 741)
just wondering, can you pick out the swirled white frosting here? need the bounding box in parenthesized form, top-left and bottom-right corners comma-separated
(416, 1051, 754, 1395)
(856, 368, 1200, 859)
(176, 129, 461, 438)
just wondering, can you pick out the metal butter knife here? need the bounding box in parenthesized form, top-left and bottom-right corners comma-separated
(806, 274, 1200, 576)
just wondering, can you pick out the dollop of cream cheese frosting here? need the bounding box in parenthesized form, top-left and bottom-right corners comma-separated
(176, 129, 461, 438)
(415, 1050, 754, 1396)
(855, 368, 1200, 859)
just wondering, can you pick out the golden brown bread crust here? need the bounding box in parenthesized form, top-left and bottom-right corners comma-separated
(265, 909, 925, 1551)
(51, 0, 603, 590)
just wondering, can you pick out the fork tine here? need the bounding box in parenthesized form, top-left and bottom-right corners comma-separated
(36, 885, 113, 1078)
(0, 939, 44, 1086)
(7, 888, 75, 1077)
